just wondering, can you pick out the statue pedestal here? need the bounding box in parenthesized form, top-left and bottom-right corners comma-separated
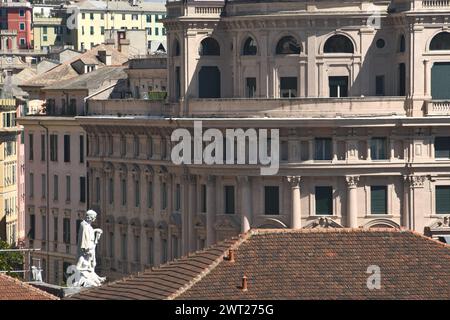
(28, 281, 88, 298)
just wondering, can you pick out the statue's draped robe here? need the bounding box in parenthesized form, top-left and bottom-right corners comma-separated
(77, 220, 96, 270)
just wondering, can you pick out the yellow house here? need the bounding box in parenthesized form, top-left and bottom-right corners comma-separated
(33, 17, 71, 52)
(66, 0, 166, 51)
(0, 99, 19, 246)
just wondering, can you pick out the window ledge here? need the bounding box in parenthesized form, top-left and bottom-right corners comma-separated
(308, 215, 339, 219)
(365, 214, 394, 218)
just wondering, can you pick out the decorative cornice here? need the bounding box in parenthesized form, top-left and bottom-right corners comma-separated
(304, 217, 343, 229)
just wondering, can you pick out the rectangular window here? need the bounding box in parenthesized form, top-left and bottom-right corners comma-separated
(132, 14, 138, 20)
(53, 175, 58, 201)
(95, 177, 100, 203)
(19, 23, 25, 31)
(200, 184, 207, 213)
(29, 134, 34, 160)
(29, 173, 34, 197)
(155, 27, 159, 36)
(41, 174, 46, 198)
(121, 234, 127, 260)
(436, 186, 450, 214)
(19, 9, 24, 17)
(161, 183, 167, 210)
(50, 134, 58, 161)
(315, 138, 332, 160)
(371, 137, 387, 160)
(375, 75, 385, 96)
(134, 236, 140, 263)
(147, 181, 153, 208)
(161, 239, 167, 263)
(101, 26, 104, 35)
(29, 214, 35, 240)
(121, 179, 126, 206)
(224, 186, 235, 214)
(64, 134, 70, 162)
(80, 176, 86, 203)
(315, 186, 333, 215)
(43, 26, 47, 34)
(41, 134, 45, 161)
(90, 12, 94, 20)
(90, 26, 94, 35)
(329, 76, 349, 97)
(53, 217, 58, 242)
(108, 232, 114, 258)
(82, 13, 85, 19)
(435, 137, 450, 159)
(175, 184, 181, 211)
(245, 77, 256, 98)
(280, 77, 297, 98)
(148, 238, 154, 265)
(101, 13, 104, 20)
(76, 219, 82, 244)
(146, 15, 151, 23)
(122, 14, 126, 20)
(79, 135, 84, 163)
(42, 215, 47, 241)
(63, 218, 70, 244)
(135, 180, 140, 207)
(371, 186, 387, 214)
(264, 186, 280, 215)
(109, 178, 114, 205)
(66, 176, 71, 202)
(82, 26, 85, 35)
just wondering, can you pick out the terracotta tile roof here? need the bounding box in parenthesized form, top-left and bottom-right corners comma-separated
(0, 274, 58, 300)
(67, 229, 450, 300)
(21, 44, 128, 88)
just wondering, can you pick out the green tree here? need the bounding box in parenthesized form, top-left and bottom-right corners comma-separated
(0, 240, 24, 279)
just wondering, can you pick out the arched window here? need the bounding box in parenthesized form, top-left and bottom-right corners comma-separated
(430, 32, 450, 51)
(399, 34, 406, 52)
(276, 36, 301, 55)
(324, 35, 354, 53)
(173, 39, 180, 56)
(242, 37, 257, 55)
(199, 37, 220, 56)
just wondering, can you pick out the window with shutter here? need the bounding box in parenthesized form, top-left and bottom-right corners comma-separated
(436, 186, 450, 214)
(371, 186, 387, 214)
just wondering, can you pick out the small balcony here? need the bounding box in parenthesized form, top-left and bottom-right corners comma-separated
(425, 100, 450, 116)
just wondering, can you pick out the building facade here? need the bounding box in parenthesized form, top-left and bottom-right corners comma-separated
(0, 1, 32, 50)
(64, 0, 167, 52)
(75, 0, 450, 281)
(0, 98, 19, 245)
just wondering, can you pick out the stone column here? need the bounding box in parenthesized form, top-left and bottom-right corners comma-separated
(238, 176, 251, 233)
(287, 176, 302, 229)
(206, 175, 216, 246)
(346, 176, 360, 228)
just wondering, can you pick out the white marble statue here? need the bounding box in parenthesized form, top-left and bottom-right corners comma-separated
(66, 210, 106, 288)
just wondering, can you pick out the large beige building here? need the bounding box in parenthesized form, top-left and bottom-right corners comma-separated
(74, 0, 450, 281)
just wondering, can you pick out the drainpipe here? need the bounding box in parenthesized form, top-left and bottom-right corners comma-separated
(37, 121, 50, 282)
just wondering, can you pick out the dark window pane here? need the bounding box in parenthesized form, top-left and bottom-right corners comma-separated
(315, 186, 333, 215)
(436, 186, 450, 214)
(371, 186, 387, 214)
(324, 35, 354, 53)
(329, 76, 348, 97)
(224, 186, 235, 214)
(276, 36, 300, 54)
(264, 186, 279, 215)
(315, 138, 332, 160)
(435, 137, 450, 158)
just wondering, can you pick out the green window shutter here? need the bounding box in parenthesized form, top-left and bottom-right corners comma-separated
(371, 186, 387, 214)
(436, 186, 450, 214)
(435, 137, 450, 158)
(315, 186, 333, 215)
(264, 186, 280, 215)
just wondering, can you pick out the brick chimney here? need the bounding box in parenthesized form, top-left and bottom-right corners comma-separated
(241, 275, 248, 292)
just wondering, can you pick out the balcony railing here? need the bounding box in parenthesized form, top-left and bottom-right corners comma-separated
(422, 0, 450, 7)
(426, 100, 450, 116)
